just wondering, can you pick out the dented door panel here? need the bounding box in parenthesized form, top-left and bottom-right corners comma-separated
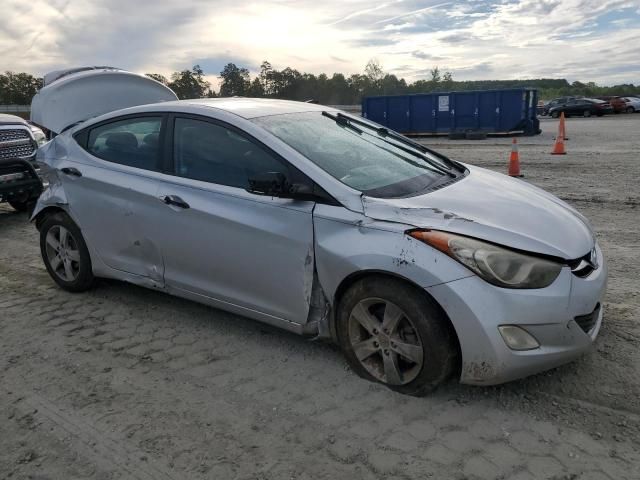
(53, 138, 165, 282)
(155, 176, 315, 324)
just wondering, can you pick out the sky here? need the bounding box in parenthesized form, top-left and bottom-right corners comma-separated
(2, 0, 640, 87)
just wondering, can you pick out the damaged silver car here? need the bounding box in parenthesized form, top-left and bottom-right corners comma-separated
(31, 68, 607, 395)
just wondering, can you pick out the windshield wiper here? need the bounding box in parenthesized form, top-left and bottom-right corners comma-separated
(323, 110, 454, 178)
(335, 112, 459, 172)
(322, 111, 363, 134)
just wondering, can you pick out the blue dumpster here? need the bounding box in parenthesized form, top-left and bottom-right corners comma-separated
(362, 88, 540, 136)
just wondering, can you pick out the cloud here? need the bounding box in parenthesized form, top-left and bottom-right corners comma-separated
(348, 36, 401, 47)
(439, 32, 475, 44)
(373, 2, 452, 25)
(411, 50, 448, 61)
(1, 0, 639, 86)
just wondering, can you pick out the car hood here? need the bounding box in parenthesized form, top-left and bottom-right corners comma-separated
(362, 165, 594, 260)
(30, 67, 177, 134)
(0, 113, 28, 126)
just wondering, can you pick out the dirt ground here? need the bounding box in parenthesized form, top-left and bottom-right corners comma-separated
(1, 114, 639, 480)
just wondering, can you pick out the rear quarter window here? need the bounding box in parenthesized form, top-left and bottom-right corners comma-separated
(82, 116, 163, 171)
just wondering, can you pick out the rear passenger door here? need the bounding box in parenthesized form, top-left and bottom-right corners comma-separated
(154, 114, 316, 324)
(66, 114, 167, 283)
(564, 100, 582, 115)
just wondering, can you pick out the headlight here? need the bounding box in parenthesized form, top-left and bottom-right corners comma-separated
(30, 126, 48, 147)
(408, 230, 563, 289)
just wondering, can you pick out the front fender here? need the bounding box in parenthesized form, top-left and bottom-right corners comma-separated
(312, 205, 473, 304)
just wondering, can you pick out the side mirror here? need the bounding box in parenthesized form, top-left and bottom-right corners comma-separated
(247, 171, 289, 196)
(247, 171, 318, 200)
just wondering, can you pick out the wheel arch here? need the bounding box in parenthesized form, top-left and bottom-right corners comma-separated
(329, 270, 462, 372)
(33, 205, 70, 230)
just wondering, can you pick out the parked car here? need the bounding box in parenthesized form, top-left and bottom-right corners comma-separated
(542, 96, 577, 115)
(621, 97, 640, 113)
(548, 98, 613, 118)
(0, 113, 45, 211)
(30, 68, 607, 396)
(595, 96, 630, 114)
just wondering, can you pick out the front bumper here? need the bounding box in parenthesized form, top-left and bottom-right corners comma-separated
(427, 244, 607, 385)
(0, 158, 43, 205)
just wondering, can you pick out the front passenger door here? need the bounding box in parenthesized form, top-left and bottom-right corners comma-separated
(155, 115, 316, 324)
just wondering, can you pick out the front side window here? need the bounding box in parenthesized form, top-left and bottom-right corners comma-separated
(253, 112, 459, 198)
(87, 117, 162, 170)
(173, 117, 287, 188)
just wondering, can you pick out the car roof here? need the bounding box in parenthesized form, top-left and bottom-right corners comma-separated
(144, 97, 329, 119)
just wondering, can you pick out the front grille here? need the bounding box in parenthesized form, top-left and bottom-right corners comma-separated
(0, 129, 30, 143)
(0, 128, 35, 160)
(574, 303, 600, 334)
(567, 251, 597, 278)
(0, 142, 36, 160)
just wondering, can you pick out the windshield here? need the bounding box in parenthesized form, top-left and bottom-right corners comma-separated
(253, 111, 460, 198)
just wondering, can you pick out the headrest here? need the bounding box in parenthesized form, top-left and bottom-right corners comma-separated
(142, 132, 159, 148)
(106, 132, 138, 150)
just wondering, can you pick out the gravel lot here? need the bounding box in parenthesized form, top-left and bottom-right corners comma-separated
(1, 114, 639, 479)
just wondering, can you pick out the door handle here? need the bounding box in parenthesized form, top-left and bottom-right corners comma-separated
(60, 167, 82, 177)
(162, 195, 190, 209)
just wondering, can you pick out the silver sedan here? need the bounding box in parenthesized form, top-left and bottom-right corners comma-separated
(32, 92, 606, 395)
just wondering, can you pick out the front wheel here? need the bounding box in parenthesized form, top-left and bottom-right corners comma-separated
(627, 106, 636, 113)
(551, 111, 559, 118)
(337, 277, 458, 396)
(40, 212, 94, 292)
(583, 110, 592, 117)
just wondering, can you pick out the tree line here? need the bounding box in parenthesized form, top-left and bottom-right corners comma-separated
(2, 61, 639, 106)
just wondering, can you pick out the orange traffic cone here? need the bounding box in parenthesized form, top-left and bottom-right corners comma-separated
(558, 111, 568, 140)
(551, 117, 567, 155)
(508, 138, 523, 177)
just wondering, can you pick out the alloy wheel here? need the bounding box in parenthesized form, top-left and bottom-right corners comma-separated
(45, 225, 81, 282)
(347, 298, 423, 385)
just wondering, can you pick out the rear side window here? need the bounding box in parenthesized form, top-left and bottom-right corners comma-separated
(172, 117, 287, 188)
(87, 117, 162, 170)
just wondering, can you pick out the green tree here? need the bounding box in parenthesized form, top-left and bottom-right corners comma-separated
(0, 72, 43, 104)
(259, 61, 274, 96)
(429, 67, 442, 86)
(441, 71, 454, 90)
(364, 59, 384, 91)
(145, 73, 169, 85)
(219, 63, 250, 97)
(167, 65, 211, 99)
(248, 77, 264, 97)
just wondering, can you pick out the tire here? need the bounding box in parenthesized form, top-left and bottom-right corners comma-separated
(39, 212, 94, 292)
(8, 200, 29, 212)
(583, 110, 591, 118)
(627, 107, 635, 113)
(551, 111, 559, 118)
(336, 276, 458, 396)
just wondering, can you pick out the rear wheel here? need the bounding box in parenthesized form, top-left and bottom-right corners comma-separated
(40, 212, 94, 292)
(583, 110, 592, 117)
(337, 277, 458, 396)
